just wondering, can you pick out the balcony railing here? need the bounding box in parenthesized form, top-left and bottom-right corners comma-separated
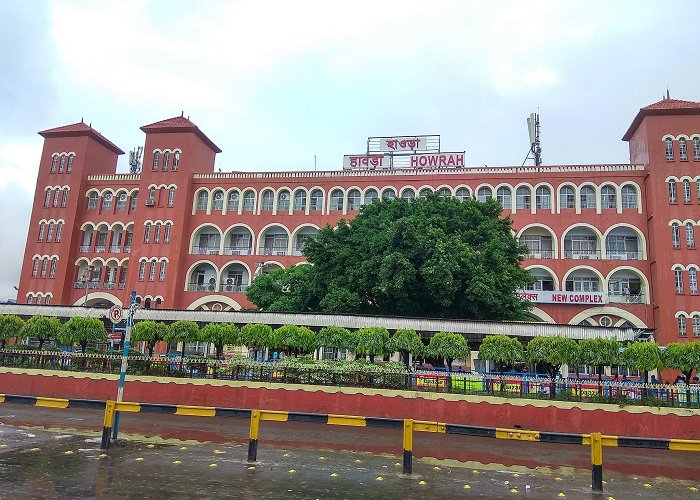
(73, 281, 100, 290)
(123, 246, 131, 253)
(607, 293, 645, 304)
(192, 246, 220, 255)
(524, 250, 554, 259)
(118, 283, 126, 290)
(109, 245, 121, 253)
(187, 283, 213, 292)
(218, 283, 248, 292)
(605, 251, 643, 260)
(79, 245, 91, 253)
(103, 282, 116, 290)
(94, 245, 106, 253)
(563, 250, 601, 259)
(223, 247, 251, 255)
(262, 247, 288, 256)
(292, 248, 305, 256)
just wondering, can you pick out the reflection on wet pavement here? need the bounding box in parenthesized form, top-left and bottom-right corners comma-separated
(0, 425, 698, 499)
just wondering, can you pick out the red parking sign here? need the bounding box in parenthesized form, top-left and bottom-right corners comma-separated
(109, 305, 123, 324)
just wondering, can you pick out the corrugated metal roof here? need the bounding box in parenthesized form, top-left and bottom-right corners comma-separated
(0, 304, 650, 342)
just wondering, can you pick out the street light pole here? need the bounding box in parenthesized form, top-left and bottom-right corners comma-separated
(112, 291, 137, 441)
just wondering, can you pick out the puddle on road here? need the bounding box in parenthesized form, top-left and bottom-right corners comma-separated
(0, 425, 698, 499)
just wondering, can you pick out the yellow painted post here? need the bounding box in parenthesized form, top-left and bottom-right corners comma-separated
(403, 419, 413, 474)
(101, 400, 117, 450)
(590, 432, 603, 492)
(247, 409, 261, 462)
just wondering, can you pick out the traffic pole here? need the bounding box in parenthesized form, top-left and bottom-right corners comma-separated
(112, 291, 137, 441)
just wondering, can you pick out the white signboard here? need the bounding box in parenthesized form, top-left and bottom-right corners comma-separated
(379, 136, 427, 152)
(343, 155, 387, 170)
(409, 152, 465, 168)
(516, 290, 607, 305)
(343, 152, 466, 170)
(108, 305, 124, 323)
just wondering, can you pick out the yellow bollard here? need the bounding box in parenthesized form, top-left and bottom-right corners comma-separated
(247, 409, 261, 462)
(590, 432, 603, 492)
(403, 419, 413, 474)
(101, 400, 116, 450)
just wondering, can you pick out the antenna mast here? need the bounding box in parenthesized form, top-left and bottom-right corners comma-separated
(128, 146, 143, 174)
(522, 112, 542, 166)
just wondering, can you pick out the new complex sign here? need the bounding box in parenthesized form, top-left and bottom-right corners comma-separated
(516, 290, 607, 305)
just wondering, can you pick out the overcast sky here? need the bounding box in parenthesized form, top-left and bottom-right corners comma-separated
(0, 0, 698, 301)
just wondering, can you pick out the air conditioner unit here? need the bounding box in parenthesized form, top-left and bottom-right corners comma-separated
(208, 277, 216, 284)
(226, 278, 234, 285)
(208, 285, 215, 291)
(145, 199, 155, 206)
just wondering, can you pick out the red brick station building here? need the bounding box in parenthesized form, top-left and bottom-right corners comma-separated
(16, 97, 700, 347)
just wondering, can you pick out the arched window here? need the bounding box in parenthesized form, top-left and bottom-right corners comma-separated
(50, 155, 58, 173)
(600, 185, 616, 209)
(672, 222, 681, 248)
(535, 186, 551, 210)
(665, 137, 674, 160)
(436, 187, 451, 198)
(293, 190, 306, 211)
(674, 267, 684, 293)
(144, 222, 152, 243)
(61, 188, 68, 208)
(496, 187, 511, 208)
(347, 189, 361, 210)
(668, 180, 677, 203)
(31, 257, 39, 278)
(164, 223, 172, 244)
(686, 222, 695, 248)
(144, 298, 152, 309)
(679, 138, 688, 161)
(227, 191, 239, 212)
(116, 192, 127, 211)
(689, 268, 698, 295)
(243, 190, 255, 212)
(87, 192, 98, 210)
(310, 189, 323, 211)
(693, 314, 700, 336)
(38, 222, 46, 241)
(196, 191, 209, 211)
(401, 188, 416, 202)
(45, 295, 51, 305)
(53, 190, 60, 208)
(212, 190, 224, 211)
(678, 314, 688, 336)
(278, 190, 291, 211)
(418, 188, 432, 199)
(44, 189, 52, 208)
(363, 189, 378, 205)
(152, 151, 160, 170)
(621, 185, 637, 209)
(168, 187, 176, 207)
(55, 222, 63, 242)
(40, 257, 48, 278)
(138, 261, 147, 281)
(261, 190, 274, 211)
(383, 188, 397, 200)
(477, 186, 492, 202)
(102, 193, 113, 211)
(59, 155, 66, 173)
(149, 259, 157, 281)
(67, 154, 74, 173)
(173, 151, 180, 170)
(580, 186, 596, 209)
(694, 137, 700, 161)
(154, 222, 162, 243)
(148, 187, 156, 203)
(163, 151, 171, 171)
(330, 189, 344, 211)
(516, 186, 531, 209)
(159, 261, 167, 281)
(49, 258, 57, 278)
(455, 187, 470, 203)
(130, 192, 138, 211)
(46, 222, 54, 241)
(683, 180, 692, 203)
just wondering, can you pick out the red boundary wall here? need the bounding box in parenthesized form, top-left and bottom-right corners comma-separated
(2, 371, 699, 440)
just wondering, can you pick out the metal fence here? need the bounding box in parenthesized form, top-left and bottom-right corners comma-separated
(1, 350, 698, 408)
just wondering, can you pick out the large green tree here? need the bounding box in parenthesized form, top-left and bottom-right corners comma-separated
(0, 315, 24, 349)
(577, 338, 620, 393)
(663, 341, 700, 385)
(21, 316, 62, 350)
(386, 329, 424, 368)
(131, 321, 172, 357)
(247, 194, 532, 318)
(59, 317, 106, 353)
(620, 341, 662, 383)
(478, 334, 524, 374)
(198, 323, 242, 359)
(316, 326, 355, 360)
(526, 336, 579, 399)
(427, 332, 470, 372)
(167, 321, 200, 359)
(274, 325, 318, 356)
(241, 323, 274, 360)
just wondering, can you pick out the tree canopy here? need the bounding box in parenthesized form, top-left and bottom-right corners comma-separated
(167, 321, 200, 358)
(663, 342, 700, 384)
(59, 317, 106, 353)
(478, 334, 524, 374)
(0, 315, 24, 348)
(386, 329, 424, 367)
(621, 342, 662, 382)
(273, 325, 318, 356)
(427, 332, 470, 371)
(354, 327, 389, 363)
(131, 320, 172, 356)
(21, 316, 62, 350)
(246, 194, 532, 318)
(199, 323, 241, 359)
(526, 336, 579, 398)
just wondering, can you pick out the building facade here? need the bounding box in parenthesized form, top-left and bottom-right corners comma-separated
(17, 98, 700, 346)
